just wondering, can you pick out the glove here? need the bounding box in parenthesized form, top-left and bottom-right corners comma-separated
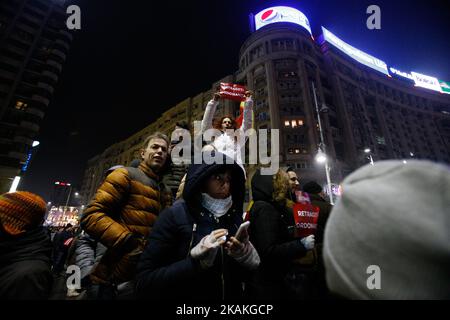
(225, 238, 260, 270)
(190, 229, 227, 269)
(300, 235, 315, 250)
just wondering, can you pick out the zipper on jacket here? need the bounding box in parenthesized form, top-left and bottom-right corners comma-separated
(186, 223, 197, 258)
(220, 246, 225, 300)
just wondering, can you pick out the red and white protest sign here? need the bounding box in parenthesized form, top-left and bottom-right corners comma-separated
(292, 203, 320, 238)
(295, 190, 311, 204)
(219, 83, 247, 101)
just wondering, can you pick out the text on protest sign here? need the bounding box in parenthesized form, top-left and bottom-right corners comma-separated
(220, 83, 247, 101)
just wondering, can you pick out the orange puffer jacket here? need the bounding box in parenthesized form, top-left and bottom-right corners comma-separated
(81, 162, 169, 284)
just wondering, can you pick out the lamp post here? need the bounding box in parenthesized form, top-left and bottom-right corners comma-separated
(64, 183, 72, 209)
(364, 148, 374, 165)
(312, 82, 334, 205)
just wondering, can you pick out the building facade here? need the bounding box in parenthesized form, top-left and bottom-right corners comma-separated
(80, 6, 450, 203)
(0, 0, 73, 192)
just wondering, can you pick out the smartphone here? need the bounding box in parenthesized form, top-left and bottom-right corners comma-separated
(234, 221, 250, 242)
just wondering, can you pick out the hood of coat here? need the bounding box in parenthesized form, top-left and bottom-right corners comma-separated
(251, 168, 290, 204)
(183, 151, 245, 216)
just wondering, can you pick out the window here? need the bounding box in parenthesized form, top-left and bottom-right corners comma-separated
(295, 148, 300, 154)
(15, 100, 27, 110)
(288, 148, 294, 154)
(284, 120, 290, 127)
(297, 119, 304, 126)
(291, 120, 297, 128)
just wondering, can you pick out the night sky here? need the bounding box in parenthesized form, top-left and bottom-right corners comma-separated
(20, 0, 450, 201)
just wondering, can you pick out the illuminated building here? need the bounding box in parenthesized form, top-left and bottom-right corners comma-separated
(0, 0, 73, 192)
(81, 6, 450, 202)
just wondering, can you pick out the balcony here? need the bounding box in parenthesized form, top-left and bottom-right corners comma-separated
(26, 107, 45, 119)
(41, 70, 58, 82)
(8, 151, 28, 161)
(37, 82, 54, 94)
(13, 135, 34, 146)
(59, 30, 73, 42)
(5, 44, 27, 57)
(0, 55, 21, 68)
(0, 83, 10, 94)
(32, 94, 50, 106)
(20, 120, 40, 132)
(17, 22, 37, 36)
(51, 48, 66, 61)
(55, 39, 70, 52)
(46, 59, 62, 72)
(0, 69, 16, 81)
(22, 13, 42, 26)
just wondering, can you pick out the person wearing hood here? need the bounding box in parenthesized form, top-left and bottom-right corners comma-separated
(136, 151, 260, 300)
(247, 168, 316, 299)
(301, 181, 333, 299)
(0, 191, 53, 300)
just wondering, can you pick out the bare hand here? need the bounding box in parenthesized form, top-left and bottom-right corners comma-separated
(224, 236, 244, 254)
(213, 92, 221, 101)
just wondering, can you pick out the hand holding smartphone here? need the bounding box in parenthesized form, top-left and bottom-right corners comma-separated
(234, 221, 250, 242)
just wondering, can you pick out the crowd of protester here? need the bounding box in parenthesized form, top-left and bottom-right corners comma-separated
(1, 91, 449, 300)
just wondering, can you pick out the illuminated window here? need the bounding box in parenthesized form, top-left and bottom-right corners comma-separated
(291, 120, 297, 128)
(284, 120, 290, 127)
(288, 148, 294, 154)
(295, 148, 300, 154)
(297, 120, 304, 126)
(15, 101, 28, 110)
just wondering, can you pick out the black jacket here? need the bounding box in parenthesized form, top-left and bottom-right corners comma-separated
(136, 153, 248, 300)
(248, 170, 307, 299)
(0, 227, 53, 300)
(307, 193, 332, 244)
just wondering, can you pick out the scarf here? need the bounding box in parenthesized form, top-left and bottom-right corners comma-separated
(201, 193, 232, 217)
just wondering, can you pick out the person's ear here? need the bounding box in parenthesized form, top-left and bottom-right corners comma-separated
(140, 148, 145, 160)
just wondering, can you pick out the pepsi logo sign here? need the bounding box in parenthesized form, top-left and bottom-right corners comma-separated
(261, 9, 277, 22)
(254, 6, 312, 35)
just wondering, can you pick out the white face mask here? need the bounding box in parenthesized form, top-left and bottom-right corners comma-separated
(201, 193, 233, 217)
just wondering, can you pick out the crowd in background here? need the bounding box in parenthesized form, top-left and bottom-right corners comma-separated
(1, 92, 449, 300)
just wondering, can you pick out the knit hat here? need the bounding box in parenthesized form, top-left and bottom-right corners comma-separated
(0, 191, 47, 236)
(323, 160, 450, 299)
(302, 181, 322, 194)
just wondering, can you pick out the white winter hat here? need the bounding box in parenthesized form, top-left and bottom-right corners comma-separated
(323, 160, 450, 299)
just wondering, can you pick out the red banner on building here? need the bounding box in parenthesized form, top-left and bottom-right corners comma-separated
(292, 203, 320, 238)
(219, 83, 247, 101)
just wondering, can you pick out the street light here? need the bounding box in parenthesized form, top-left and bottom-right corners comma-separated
(312, 81, 334, 205)
(364, 148, 374, 165)
(64, 184, 73, 209)
(8, 176, 21, 193)
(315, 148, 327, 163)
(8, 141, 41, 192)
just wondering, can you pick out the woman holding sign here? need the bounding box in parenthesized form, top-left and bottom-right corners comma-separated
(247, 168, 316, 300)
(200, 86, 253, 169)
